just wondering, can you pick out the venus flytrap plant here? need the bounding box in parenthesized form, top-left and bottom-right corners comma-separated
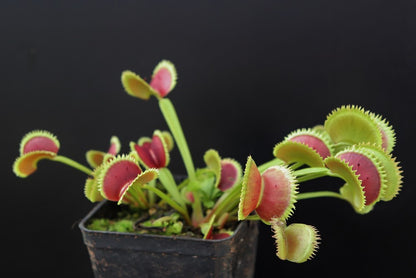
(121, 61, 196, 182)
(237, 104, 402, 262)
(86, 136, 121, 168)
(13, 130, 93, 177)
(271, 219, 320, 263)
(13, 60, 403, 264)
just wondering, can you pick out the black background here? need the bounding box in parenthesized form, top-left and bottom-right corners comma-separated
(1, 1, 415, 277)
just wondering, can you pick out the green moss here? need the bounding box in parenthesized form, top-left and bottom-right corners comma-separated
(110, 220, 135, 233)
(87, 218, 111, 231)
(86, 208, 187, 236)
(87, 218, 134, 233)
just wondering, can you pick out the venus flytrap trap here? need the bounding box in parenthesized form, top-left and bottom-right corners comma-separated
(13, 60, 403, 264)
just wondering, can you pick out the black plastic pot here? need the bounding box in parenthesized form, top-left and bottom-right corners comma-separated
(79, 201, 259, 278)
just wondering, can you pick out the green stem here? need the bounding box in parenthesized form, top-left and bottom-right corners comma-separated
(294, 167, 341, 183)
(191, 192, 204, 227)
(204, 183, 242, 222)
(258, 158, 285, 173)
(158, 168, 186, 209)
(227, 207, 239, 218)
(142, 184, 191, 225)
(147, 180, 156, 206)
(52, 155, 93, 176)
(125, 190, 147, 209)
(289, 162, 304, 170)
(294, 167, 329, 176)
(297, 191, 344, 200)
(133, 185, 150, 208)
(220, 197, 240, 217)
(159, 98, 196, 181)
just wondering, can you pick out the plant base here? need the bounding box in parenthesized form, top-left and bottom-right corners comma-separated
(79, 201, 259, 278)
